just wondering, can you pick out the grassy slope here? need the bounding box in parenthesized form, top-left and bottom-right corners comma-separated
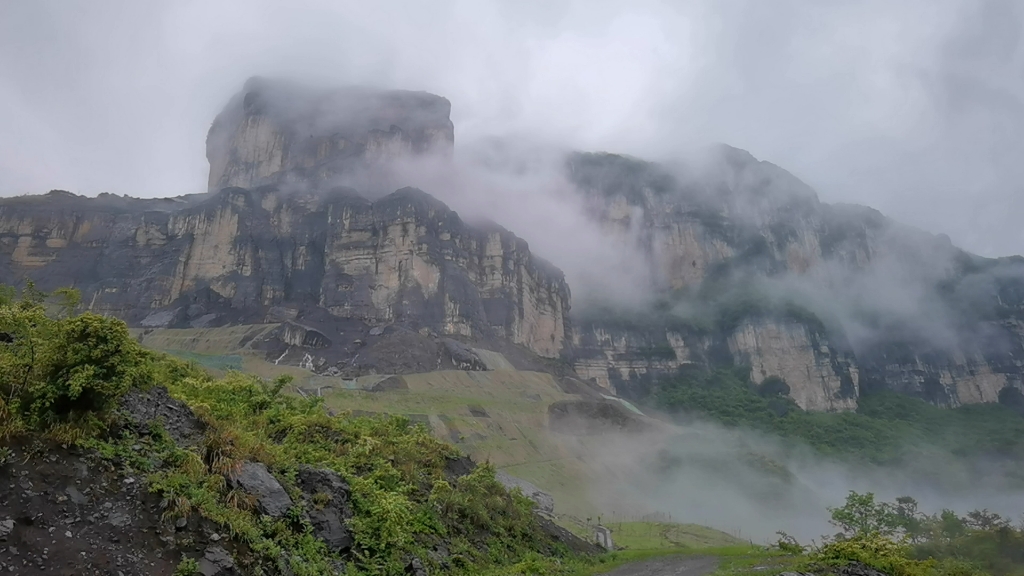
(603, 522, 745, 550)
(133, 327, 607, 518)
(132, 326, 744, 553)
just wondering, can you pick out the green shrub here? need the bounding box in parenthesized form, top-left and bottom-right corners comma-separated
(812, 533, 935, 576)
(0, 292, 150, 430)
(173, 557, 199, 576)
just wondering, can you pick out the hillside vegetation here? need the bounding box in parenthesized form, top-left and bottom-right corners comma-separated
(0, 284, 596, 575)
(653, 364, 1024, 480)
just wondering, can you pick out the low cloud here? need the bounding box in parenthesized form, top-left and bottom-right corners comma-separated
(555, 415, 1024, 543)
(1, 0, 1023, 256)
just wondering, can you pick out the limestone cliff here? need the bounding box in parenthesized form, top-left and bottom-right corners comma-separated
(567, 150, 1024, 410)
(0, 185, 569, 363)
(207, 77, 454, 192)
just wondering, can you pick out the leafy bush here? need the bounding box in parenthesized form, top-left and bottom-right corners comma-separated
(0, 288, 151, 433)
(812, 533, 935, 576)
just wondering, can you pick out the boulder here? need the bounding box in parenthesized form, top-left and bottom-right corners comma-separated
(296, 467, 353, 552)
(441, 339, 487, 371)
(495, 471, 555, 515)
(227, 462, 293, 517)
(118, 386, 205, 447)
(405, 557, 428, 576)
(198, 546, 238, 576)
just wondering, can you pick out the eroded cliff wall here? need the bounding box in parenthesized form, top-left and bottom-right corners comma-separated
(0, 186, 569, 359)
(566, 150, 1024, 410)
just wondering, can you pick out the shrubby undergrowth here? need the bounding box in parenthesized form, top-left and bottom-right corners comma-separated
(654, 364, 1024, 473)
(797, 491, 1024, 576)
(0, 285, 587, 575)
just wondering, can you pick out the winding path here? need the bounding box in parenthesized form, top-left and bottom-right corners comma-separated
(598, 555, 720, 576)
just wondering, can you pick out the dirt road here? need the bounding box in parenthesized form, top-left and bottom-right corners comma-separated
(598, 555, 720, 576)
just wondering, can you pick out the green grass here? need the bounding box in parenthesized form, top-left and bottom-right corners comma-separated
(163, 349, 243, 372)
(709, 547, 804, 576)
(604, 522, 745, 550)
(321, 370, 603, 518)
(470, 545, 787, 576)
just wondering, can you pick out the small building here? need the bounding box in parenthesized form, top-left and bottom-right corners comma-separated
(594, 525, 614, 550)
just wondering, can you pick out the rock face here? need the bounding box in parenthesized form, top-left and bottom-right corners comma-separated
(0, 185, 569, 360)
(208, 77, 454, 192)
(566, 150, 1024, 410)
(295, 467, 354, 553)
(495, 471, 555, 515)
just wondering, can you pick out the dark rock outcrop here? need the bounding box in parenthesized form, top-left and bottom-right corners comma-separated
(118, 386, 206, 446)
(295, 466, 354, 553)
(199, 546, 239, 576)
(227, 462, 293, 518)
(441, 338, 488, 371)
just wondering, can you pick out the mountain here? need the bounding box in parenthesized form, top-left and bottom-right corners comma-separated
(2, 77, 1023, 412)
(567, 150, 1024, 410)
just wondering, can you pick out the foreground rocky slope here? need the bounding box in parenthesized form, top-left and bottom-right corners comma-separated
(0, 294, 599, 575)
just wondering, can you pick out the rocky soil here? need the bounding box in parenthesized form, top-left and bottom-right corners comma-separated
(0, 439, 233, 576)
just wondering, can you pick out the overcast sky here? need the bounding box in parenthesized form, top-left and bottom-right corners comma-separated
(1, 0, 1022, 257)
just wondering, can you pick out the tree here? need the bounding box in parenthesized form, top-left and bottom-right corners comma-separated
(829, 491, 902, 538)
(964, 509, 1010, 531)
(52, 287, 81, 318)
(893, 496, 927, 543)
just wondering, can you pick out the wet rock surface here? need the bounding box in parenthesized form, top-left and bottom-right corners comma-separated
(198, 545, 238, 576)
(295, 467, 353, 553)
(495, 471, 555, 515)
(227, 462, 293, 518)
(118, 386, 206, 447)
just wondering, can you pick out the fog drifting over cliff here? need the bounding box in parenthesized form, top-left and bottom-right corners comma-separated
(2, 0, 1023, 257)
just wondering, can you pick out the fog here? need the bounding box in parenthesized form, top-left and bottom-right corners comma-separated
(554, 414, 1024, 543)
(2, 0, 1023, 257)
